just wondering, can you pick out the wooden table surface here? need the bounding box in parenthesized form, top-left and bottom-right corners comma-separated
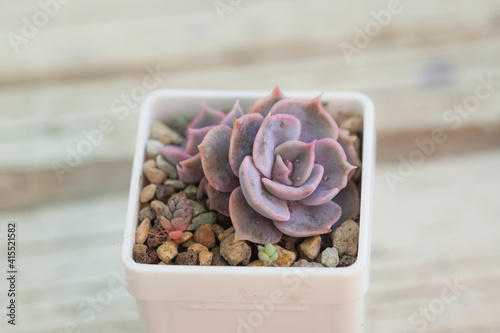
(1, 1, 499, 332)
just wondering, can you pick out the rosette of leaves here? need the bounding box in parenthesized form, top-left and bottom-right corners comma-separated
(155, 194, 192, 240)
(197, 88, 359, 244)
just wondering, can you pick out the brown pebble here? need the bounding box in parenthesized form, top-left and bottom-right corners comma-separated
(211, 246, 228, 266)
(155, 185, 175, 201)
(172, 231, 193, 245)
(150, 200, 166, 217)
(187, 243, 209, 254)
(182, 239, 196, 248)
(220, 234, 251, 266)
(272, 245, 297, 267)
(246, 260, 265, 267)
(218, 227, 235, 242)
(332, 219, 359, 256)
(193, 224, 216, 249)
(135, 218, 150, 244)
(211, 223, 224, 238)
(338, 255, 357, 267)
(175, 251, 198, 265)
(199, 250, 213, 266)
(140, 184, 157, 203)
(183, 184, 198, 200)
(133, 244, 148, 260)
(147, 248, 160, 264)
(147, 226, 167, 248)
(143, 160, 167, 184)
(138, 206, 156, 223)
(156, 241, 178, 263)
(298, 236, 322, 260)
(135, 252, 152, 264)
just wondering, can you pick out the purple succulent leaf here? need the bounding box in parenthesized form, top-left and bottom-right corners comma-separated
(252, 114, 301, 178)
(273, 200, 342, 237)
(229, 187, 283, 244)
(271, 155, 293, 186)
(299, 138, 355, 206)
(333, 180, 360, 226)
(177, 153, 205, 184)
(159, 145, 191, 165)
(262, 164, 324, 201)
(269, 95, 339, 142)
(274, 140, 316, 187)
(186, 104, 225, 138)
(185, 126, 215, 156)
(239, 156, 290, 221)
(171, 216, 189, 231)
(159, 216, 173, 232)
(199, 125, 239, 193)
(228, 113, 264, 175)
(220, 100, 245, 128)
(196, 177, 208, 201)
(337, 130, 358, 180)
(250, 86, 287, 117)
(206, 182, 231, 216)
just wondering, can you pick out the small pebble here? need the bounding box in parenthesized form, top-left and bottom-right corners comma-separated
(298, 235, 322, 260)
(216, 213, 233, 229)
(220, 234, 252, 266)
(321, 247, 340, 267)
(164, 179, 186, 191)
(135, 218, 150, 244)
(156, 241, 178, 263)
(140, 184, 157, 203)
(150, 121, 184, 145)
(146, 140, 163, 159)
(148, 226, 167, 248)
(155, 185, 175, 201)
(199, 250, 213, 266)
(292, 259, 324, 268)
(172, 231, 193, 245)
(218, 227, 235, 242)
(156, 155, 178, 179)
(182, 239, 196, 248)
(211, 246, 228, 266)
(338, 255, 357, 267)
(150, 200, 166, 217)
(211, 223, 224, 239)
(135, 252, 151, 264)
(147, 248, 160, 264)
(272, 245, 297, 267)
(247, 260, 265, 267)
(193, 224, 216, 249)
(187, 212, 217, 231)
(189, 200, 206, 217)
(143, 160, 167, 184)
(174, 251, 198, 265)
(138, 206, 156, 222)
(187, 243, 209, 254)
(340, 115, 363, 135)
(133, 244, 148, 260)
(332, 219, 359, 256)
(183, 184, 198, 200)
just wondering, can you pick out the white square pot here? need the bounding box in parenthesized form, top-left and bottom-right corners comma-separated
(122, 90, 376, 333)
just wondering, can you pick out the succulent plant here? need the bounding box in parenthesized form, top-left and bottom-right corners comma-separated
(257, 244, 279, 265)
(156, 194, 192, 240)
(158, 88, 359, 244)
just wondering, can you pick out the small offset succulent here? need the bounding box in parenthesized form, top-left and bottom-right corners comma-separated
(156, 194, 192, 240)
(159, 87, 359, 244)
(257, 244, 279, 265)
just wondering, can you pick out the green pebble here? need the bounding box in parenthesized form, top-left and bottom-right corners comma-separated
(189, 200, 206, 217)
(163, 179, 186, 191)
(187, 212, 216, 231)
(183, 184, 198, 200)
(156, 155, 178, 179)
(321, 247, 340, 267)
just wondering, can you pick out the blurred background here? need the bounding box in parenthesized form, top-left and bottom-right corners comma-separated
(1, 0, 499, 332)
